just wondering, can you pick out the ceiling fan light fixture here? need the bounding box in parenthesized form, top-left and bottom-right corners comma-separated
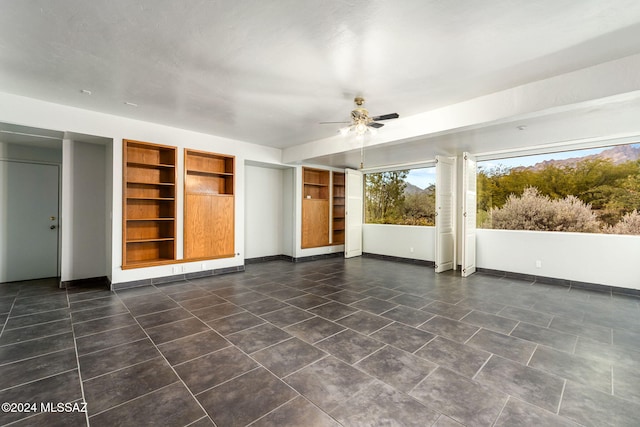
(326, 97, 398, 138)
(355, 122, 367, 135)
(338, 121, 376, 137)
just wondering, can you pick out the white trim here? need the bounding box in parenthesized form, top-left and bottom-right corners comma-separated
(359, 159, 436, 174)
(475, 133, 640, 162)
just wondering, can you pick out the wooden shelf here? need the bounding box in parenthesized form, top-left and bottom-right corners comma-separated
(187, 169, 233, 176)
(300, 168, 347, 247)
(301, 168, 331, 248)
(127, 161, 175, 169)
(303, 167, 330, 201)
(123, 140, 177, 267)
(184, 149, 235, 260)
(128, 181, 174, 186)
(332, 171, 346, 245)
(126, 237, 175, 243)
(126, 218, 175, 221)
(127, 197, 175, 202)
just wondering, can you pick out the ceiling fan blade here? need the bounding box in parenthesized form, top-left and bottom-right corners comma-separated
(319, 121, 351, 124)
(371, 113, 399, 121)
(368, 122, 384, 128)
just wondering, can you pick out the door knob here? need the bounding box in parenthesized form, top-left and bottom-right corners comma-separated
(50, 225, 56, 229)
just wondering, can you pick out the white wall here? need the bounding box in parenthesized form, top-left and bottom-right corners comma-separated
(0, 142, 61, 163)
(363, 224, 435, 261)
(245, 164, 285, 258)
(0, 92, 284, 285)
(61, 140, 107, 281)
(282, 168, 294, 256)
(477, 229, 640, 290)
(104, 139, 113, 282)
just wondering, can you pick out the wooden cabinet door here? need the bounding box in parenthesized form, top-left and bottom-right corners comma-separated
(184, 194, 234, 259)
(302, 199, 329, 248)
(184, 194, 210, 259)
(210, 196, 234, 257)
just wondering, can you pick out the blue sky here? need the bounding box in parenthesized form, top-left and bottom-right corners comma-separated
(406, 167, 436, 189)
(479, 147, 607, 170)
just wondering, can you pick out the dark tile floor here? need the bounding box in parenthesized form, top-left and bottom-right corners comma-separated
(1, 257, 640, 426)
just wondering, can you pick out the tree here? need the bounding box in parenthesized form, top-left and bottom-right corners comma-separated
(365, 171, 408, 223)
(478, 156, 640, 229)
(402, 185, 436, 225)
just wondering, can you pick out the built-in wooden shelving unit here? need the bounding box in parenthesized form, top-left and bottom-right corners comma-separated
(332, 171, 345, 244)
(122, 140, 177, 268)
(302, 167, 330, 248)
(184, 149, 235, 260)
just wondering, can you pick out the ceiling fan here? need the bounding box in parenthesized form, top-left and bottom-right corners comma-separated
(320, 97, 399, 136)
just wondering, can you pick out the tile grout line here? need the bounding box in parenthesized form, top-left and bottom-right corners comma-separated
(0, 335, 76, 364)
(556, 379, 567, 415)
(312, 327, 350, 346)
(4, 305, 68, 321)
(406, 360, 438, 395)
(197, 335, 319, 424)
(104, 291, 214, 424)
(0, 366, 78, 394)
(526, 344, 539, 366)
(411, 333, 438, 355)
(171, 341, 235, 369)
(279, 314, 320, 330)
(82, 354, 166, 383)
(184, 415, 214, 427)
(194, 366, 263, 398)
(0, 301, 15, 337)
(195, 306, 250, 324)
(364, 320, 396, 337)
(0, 326, 72, 348)
(490, 396, 511, 427)
(70, 309, 130, 325)
(7, 263, 640, 426)
(87, 380, 183, 419)
(463, 326, 483, 345)
(415, 313, 437, 329)
(571, 334, 579, 355)
(173, 281, 332, 423)
(471, 353, 493, 380)
(73, 321, 141, 343)
(71, 310, 132, 326)
(245, 395, 301, 426)
(66, 288, 91, 427)
(611, 365, 614, 396)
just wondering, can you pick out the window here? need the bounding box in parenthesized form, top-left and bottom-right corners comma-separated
(478, 142, 640, 235)
(365, 167, 436, 226)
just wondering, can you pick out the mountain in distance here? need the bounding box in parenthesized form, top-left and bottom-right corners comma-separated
(404, 182, 435, 195)
(525, 144, 640, 171)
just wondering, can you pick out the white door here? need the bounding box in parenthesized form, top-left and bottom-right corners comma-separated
(435, 156, 456, 273)
(344, 168, 363, 258)
(461, 152, 477, 277)
(0, 161, 60, 282)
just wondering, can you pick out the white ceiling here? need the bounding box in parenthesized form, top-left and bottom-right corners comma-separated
(2, 1, 640, 166)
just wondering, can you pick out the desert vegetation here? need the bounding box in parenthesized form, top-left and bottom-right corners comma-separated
(479, 150, 640, 235)
(365, 170, 436, 226)
(364, 145, 640, 235)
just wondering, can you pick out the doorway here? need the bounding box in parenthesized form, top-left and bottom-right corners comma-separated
(0, 160, 60, 282)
